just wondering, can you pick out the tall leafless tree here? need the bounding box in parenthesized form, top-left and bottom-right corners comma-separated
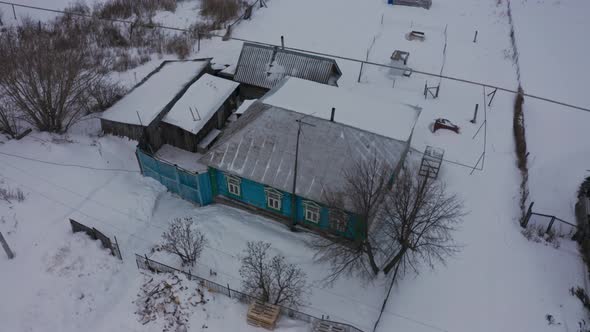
(162, 217, 208, 267)
(239, 241, 307, 307)
(311, 156, 394, 283)
(0, 20, 108, 133)
(378, 168, 464, 276)
(312, 158, 464, 282)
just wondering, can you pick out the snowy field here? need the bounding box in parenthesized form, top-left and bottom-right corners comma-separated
(1, 0, 590, 332)
(510, 0, 590, 225)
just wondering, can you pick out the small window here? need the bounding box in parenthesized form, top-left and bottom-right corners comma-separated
(304, 202, 320, 224)
(265, 188, 282, 211)
(226, 175, 241, 196)
(330, 210, 348, 233)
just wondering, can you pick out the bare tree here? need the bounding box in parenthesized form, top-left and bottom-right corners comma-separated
(0, 21, 108, 133)
(0, 97, 19, 138)
(162, 217, 207, 267)
(312, 158, 464, 282)
(239, 241, 307, 307)
(379, 168, 464, 276)
(311, 156, 394, 283)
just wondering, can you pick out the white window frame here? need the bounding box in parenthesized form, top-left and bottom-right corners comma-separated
(226, 174, 241, 196)
(265, 188, 283, 211)
(329, 209, 348, 233)
(303, 201, 321, 224)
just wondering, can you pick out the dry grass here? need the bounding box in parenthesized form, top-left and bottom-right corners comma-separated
(513, 87, 529, 219)
(96, 0, 177, 20)
(0, 186, 25, 203)
(200, 0, 245, 25)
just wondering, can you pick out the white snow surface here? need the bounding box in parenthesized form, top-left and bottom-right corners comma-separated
(262, 77, 421, 142)
(102, 61, 208, 126)
(163, 73, 239, 134)
(236, 99, 257, 115)
(1, 0, 590, 332)
(155, 144, 207, 173)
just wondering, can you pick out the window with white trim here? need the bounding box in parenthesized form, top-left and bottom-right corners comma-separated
(303, 201, 320, 224)
(329, 209, 348, 233)
(226, 175, 241, 196)
(265, 188, 283, 211)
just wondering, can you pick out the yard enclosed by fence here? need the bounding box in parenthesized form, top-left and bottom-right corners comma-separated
(521, 202, 578, 238)
(136, 148, 213, 206)
(135, 254, 363, 332)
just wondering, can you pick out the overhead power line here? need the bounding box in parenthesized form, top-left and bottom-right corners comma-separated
(0, 150, 139, 173)
(1, 1, 589, 113)
(0, 157, 452, 332)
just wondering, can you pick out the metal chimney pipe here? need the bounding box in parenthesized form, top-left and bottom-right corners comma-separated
(330, 107, 335, 122)
(281, 35, 284, 49)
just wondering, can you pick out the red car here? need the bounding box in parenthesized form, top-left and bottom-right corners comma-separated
(432, 118, 460, 134)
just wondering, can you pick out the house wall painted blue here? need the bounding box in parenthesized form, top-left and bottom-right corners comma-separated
(136, 148, 360, 240)
(209, 167, 359, 240)
(136, 148, 213, 206)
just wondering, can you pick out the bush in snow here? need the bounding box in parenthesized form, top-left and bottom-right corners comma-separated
(239, 241, 307, 307)
(162, 217, 207, 267)
(200, 0, 245, 25)
(0, 184, 25, 203)
(165, 34, 192, 60)
(96, 0, 177, 20)
(87, 80, 127, 113)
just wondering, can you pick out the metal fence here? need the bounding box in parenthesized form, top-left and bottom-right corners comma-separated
(135, 254, 364, 332)
(70, 219, 122, 260)
(224, 0, 264, 39)
(520, 202, 578, 238)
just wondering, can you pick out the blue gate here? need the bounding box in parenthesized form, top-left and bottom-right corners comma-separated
(136, 148, 213, 206)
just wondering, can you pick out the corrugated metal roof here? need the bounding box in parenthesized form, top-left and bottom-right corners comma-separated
(201, 102, 408, 207)
(234, 43, 341, 90)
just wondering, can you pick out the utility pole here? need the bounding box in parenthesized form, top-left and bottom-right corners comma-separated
(290, 117, 315, 231)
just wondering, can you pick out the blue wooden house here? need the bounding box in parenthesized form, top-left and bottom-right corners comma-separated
(135, 77, 421, 241)
(199, 78, 421, 240)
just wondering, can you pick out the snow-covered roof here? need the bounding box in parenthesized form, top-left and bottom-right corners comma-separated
(101, 60, 209, 126)
(234, 43, 342, 90)
(162, 74, 239, 134)
(235, 99, 257, 115)
(201, 103, 409, 207)
(155, 144, 208, 173)
(261, 77, 422, 142)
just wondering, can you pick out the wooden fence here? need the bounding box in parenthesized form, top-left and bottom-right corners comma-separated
(135, 254, 364, 332)
(70, 219, 122, 260)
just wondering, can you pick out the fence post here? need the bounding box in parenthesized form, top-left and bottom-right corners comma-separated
(0, 232, 14, 259)
(521, 202, 534, 227)
(546, 217, 556, 234)
(114, 236, 122, 260)
(227, 283, 231, 298)
(145, 254, 151, 271)
(357, 62, 364, 83)
(12, 4, 17, 20)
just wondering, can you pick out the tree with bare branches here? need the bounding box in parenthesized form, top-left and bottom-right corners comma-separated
(312, 157, 464, 283)
(312, 156, 395, 283)
(0, 20, 109, 133)
(378, 168, 464, 276)
(239, 241, 307, 307)
(162, 217, 207, 267)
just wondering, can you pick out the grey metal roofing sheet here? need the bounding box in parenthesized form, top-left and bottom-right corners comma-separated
(201, 102, 408, 207)
(234, 43, 341, 89)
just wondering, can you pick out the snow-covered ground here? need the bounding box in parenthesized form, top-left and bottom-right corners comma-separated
(1, 0, 590, 331)
(510, 0, 590, 225)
